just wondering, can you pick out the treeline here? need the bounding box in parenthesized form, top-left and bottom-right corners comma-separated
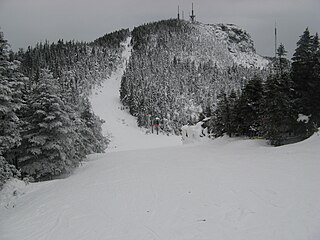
(120, 19, 269, 134)
(207, 29, 320, 145)
(94, 29, 131, 48)
(131, 19, 190, 50)
(0, 29, 130, 188)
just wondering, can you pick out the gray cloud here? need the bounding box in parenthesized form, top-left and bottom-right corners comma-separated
(0, 0, 319, 57)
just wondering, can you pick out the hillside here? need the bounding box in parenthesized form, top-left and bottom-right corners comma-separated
(0, 28, 131, 184)
(132, 20, 268, 68)
(90, 37, 181, 152)
(120, 19, 270, 133)
(1, 43, 319, 239)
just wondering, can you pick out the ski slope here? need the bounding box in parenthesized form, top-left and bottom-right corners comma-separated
(90, 37, 181, 152)
(0, 38, 320, 240)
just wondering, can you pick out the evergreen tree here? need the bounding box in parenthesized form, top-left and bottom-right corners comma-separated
(276, 43, 289, 75)
(310, 33, 320, 125)
(235, 75, 263, 137)
(0, 156, 20, 190)
(78, 98, 108, 154)
(227, 90, 238, 136)
(291, 28, 313, 118)
(260, 72, 296, 146)
(0, 31, 23, 187)
(209, 92, 234, 137)
(0, 32, 21, 156)
(18, 69, 79, 180)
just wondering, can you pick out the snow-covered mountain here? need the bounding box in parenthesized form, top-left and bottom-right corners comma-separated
(121, 19, 270, 133)
(132, 20, 269, 69)
(1, 32, 319, 240)
(1, 43, 319, 239)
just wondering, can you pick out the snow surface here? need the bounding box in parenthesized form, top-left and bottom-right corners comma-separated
(1, 38, 320, 240)
(297, 113, 310, 123)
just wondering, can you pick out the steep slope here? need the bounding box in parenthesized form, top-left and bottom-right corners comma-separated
(90, 37, 181, 151)
(134, 21, 268, 68)
(120, 19, 270, 133)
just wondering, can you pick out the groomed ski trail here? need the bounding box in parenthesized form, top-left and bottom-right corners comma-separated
(90, 37, 181, 152)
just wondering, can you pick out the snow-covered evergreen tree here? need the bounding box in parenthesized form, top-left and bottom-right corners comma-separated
(18, 69, 79, 180)
(291, 29, 313, 116)
(260, 72, 296, 146)
(276, 43, 290, 75)
(234, 75, 263, 137)
(208, 92, 233, 137)
(77, 98, 109, 155)
(0, 32, 21, 156)
(310, 33, 320, 125)
(0, 31, 23, 187)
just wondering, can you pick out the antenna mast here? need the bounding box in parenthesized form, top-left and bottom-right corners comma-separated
(190, 3, 196, 23)
(275, 22, 277, 58)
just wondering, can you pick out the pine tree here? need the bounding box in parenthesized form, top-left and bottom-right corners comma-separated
(0, 31, 22, 187)
(291, 28, 313, 118)
(209, 92, 233, 137)
(310, 33, 320, 125)
(276, 43, 289, 75)
(235, 75, 263, 137)
(260, 73, 296, 146)
(260, 42, 299, 145)
(77, 98, 108, 154)
(0, 32, 21, 156)
(227, 90, 238, 136)
(18, 69, 79, 180)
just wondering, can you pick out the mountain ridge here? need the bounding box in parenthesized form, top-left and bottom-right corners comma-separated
(131, 19, 269, 69)
(121, 19, 270, 133)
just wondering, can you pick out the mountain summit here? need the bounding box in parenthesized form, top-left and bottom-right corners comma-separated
(131, 20, 268, 69)
(121, 19, 269, 133)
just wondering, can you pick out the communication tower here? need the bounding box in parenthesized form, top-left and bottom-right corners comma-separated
(190, 3, 196, 23)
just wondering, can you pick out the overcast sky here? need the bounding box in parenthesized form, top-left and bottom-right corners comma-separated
(0, 0, 319, 57)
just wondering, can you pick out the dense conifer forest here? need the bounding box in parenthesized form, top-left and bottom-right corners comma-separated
(120, 20, 319, 145)
(207, 29, 320, 146)
(0, 28, 130, 187)
(120, 19, 270, 133)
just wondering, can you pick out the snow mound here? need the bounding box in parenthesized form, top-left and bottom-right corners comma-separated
(0, 179, 28, 209)
(297, 113, 310, 123)
(181, 119, 210, 144)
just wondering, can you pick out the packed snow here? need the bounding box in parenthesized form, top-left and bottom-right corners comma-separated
(297, 113, 310, 123)
(0, 38, 320, 240)
(181, 118, 210, 144)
